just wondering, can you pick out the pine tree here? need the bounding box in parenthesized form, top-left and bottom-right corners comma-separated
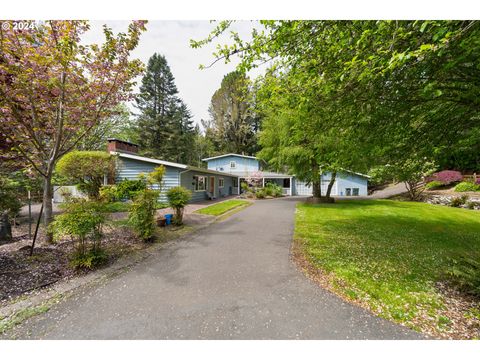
(134, 53, 195, 162)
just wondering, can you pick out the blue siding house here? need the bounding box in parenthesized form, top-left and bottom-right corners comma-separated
(108, 139, 369, 201)
(202, 154, 369, 197)
(109, 139, 238, 203)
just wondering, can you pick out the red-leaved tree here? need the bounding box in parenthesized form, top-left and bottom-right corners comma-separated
(0, 20, 146, 237)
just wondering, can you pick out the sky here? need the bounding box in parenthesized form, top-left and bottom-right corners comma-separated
(81, 20, 265, 128)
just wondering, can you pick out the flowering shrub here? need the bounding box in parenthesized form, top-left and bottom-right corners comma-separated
(476, 178, 480, 185)
(429, 170, 463, 185)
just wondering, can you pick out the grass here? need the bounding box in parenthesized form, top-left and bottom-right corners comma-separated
(0, 294, 64, 335)
(195, 199, 251, 217)
(295, 199, 480, 335)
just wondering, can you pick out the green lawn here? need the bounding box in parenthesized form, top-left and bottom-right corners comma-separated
(195, 199, 251, 216)
(295, 199, 480, 336)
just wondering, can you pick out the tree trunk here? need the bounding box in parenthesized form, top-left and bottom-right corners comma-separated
(312, 180, 321, 198)
(0, 211, 12, 243)
(325, 171, 337, 199)
(43, 174, 54, 242)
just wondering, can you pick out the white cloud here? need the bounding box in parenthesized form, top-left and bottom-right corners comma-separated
(81, 20, 265, 128)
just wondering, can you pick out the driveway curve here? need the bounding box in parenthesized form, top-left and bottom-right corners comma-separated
(10, 197, 422, 339)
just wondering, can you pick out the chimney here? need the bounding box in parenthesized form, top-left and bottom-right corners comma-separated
(107, 138, 139, 154)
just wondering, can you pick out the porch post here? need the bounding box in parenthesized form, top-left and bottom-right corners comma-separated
(262, 177, 265, 188)
(238, 178, 241, 195)
(289, 177, 292, 196)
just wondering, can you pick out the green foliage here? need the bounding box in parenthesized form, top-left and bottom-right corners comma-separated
(425, 181, 444, 190)
(255, 188, 266, 199)
(450, 195, 469, 207)
(51, 199, 107, 268)
(135, 53, 196, 164)
(99, 185, 119, 202)
(56, 151, 115, 200)
(70, 247, 109, 270)
(454, 181, 480, 192)
(203, 71, 260, 155)
(0, 175, 22, 218)
(147, 166, 166, 189)
(197, 20, 480, 193)
(166, 186, 192, 225)
(116, 179, 147, 200)
(447, 254, 480, 297)
(195, 200, 250, 216)
(265, 182, 283, 197)
(295, 200, 480, 336)
(128, 189, 158, 241)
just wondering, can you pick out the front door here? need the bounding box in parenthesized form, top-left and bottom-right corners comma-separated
(209, 176, 215, 194)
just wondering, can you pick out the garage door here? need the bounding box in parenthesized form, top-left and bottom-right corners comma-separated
(294, 180, 338, 196)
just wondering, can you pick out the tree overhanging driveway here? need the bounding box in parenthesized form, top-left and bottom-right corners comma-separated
(10, 197, 422, 339)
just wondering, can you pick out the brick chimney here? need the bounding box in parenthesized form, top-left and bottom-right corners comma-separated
(107, 138, 139, 154)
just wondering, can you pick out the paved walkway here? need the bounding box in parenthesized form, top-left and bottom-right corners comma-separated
(9, 197, 421, 339)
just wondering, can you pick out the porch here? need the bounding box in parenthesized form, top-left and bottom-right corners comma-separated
(238, 173, 293, 196)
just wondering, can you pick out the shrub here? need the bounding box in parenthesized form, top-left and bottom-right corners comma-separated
(476, 178, 480, 185)
(454, 181, 480, 192)
(116, 179, 147, 200)
(265, 183, 283, 197)
(70, 247, 109, 270)
(255, 188, 266, 199)
(429, 170, 463, 185)
(99, 185, 118, 202)
(166, 186, 192, 225)
(51, 199, 107, 268)
(446, 254, 480, 297)
(128, 189, 158, 241)
(450, 194, 469, 207)
(425, 180, 444, 190)
(0, 175, 22, 217)
(56, 151, 115, 200)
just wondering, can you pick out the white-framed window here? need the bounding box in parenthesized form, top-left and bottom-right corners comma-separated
(352, 188, 359, 196)
(233, 178, 238, 187)
(218, 178, 224, 188)
(193, 175, 206, 191)
(230, 161, 236, 169)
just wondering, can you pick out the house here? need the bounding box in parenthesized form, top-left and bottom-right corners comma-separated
(202, 153, 294, 195)
(202, 153, 369, 197)
(108, 140, 368, 202)
(108, 139, 238, 202)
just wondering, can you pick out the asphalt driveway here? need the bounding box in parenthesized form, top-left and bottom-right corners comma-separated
(8, 197, 422, 339)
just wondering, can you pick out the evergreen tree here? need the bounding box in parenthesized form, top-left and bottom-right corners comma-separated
(134, 53, 195, 162)
(205, 71, 259, 155)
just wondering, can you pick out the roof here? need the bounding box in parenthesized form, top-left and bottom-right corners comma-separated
(112, 151, 238, 177)
(233, 171, 292, 178)
(339, 168, 371, 179)
(107, 138, 139, 147)
(202, 153, 258, 161)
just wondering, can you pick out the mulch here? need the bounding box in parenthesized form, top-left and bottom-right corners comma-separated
(0, 218, 144, 305)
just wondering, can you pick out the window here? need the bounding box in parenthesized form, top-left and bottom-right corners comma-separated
(283, 178, 290, 188)
(230, 161, 236, 169)
(233, 178, 238, 187)
(218, 178, 224, 188)
(345, 188, 352, 196)
(352, 188, 359, 196)
(193, 175, 206, 191)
